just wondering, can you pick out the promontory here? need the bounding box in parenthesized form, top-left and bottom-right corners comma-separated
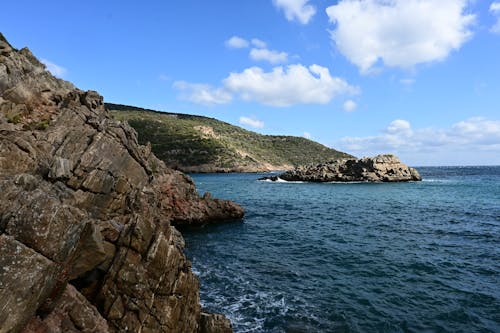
(0, 33, 241, 333)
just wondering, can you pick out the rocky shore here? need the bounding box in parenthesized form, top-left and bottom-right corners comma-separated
(260, 154, 421, 182)
(0, 33, 241, 333)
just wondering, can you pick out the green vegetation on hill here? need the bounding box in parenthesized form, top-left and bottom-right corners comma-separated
(108, 103, 353, 172)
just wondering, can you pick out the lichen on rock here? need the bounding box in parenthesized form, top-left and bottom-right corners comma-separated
(0, 32, 242, 333)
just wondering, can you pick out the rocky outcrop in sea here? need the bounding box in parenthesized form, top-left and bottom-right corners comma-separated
(0, 33, 242, 333)
(260, 154, 422, 182)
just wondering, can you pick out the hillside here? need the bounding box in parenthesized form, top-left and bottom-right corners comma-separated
(108, 103, 353, 173)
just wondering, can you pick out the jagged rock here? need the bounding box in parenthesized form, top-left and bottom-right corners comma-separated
(260, 154, 422, 182)
(199, 312, 233, 333)
(21, 284, 109, 333)
(0, 32, 240, 333)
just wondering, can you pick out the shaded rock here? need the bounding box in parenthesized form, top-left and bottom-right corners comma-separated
(0, 235, 58, 333)
(21, 285, 109, 333)
(0, 33, 236, 333)
(199, 312, 233, 333)
(260, 154, 422, 183)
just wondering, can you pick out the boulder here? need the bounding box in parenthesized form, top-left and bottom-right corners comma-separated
(199, 312, 233, 333)
(0, 32, 240, 333)
(260, 154, 422, 182)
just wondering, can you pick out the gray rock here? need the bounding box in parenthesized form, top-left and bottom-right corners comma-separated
(261, 154, 422, 183)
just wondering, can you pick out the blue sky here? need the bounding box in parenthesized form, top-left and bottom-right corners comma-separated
(2, 0, 500, 165)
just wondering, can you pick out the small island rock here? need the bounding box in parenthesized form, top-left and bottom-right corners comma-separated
(260, 154, 422, 183)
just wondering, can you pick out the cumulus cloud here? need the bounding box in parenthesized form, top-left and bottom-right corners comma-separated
(41, 59, 67, 78)
(173, 81, 232, 106)
(225, 36, 288, 64)
(490, 2, 500, 34)
(249, 48, 288, 64)
(251, 38, 267, 49)
(239, 116, 265, 129)
(224, 64, 358, 107)
(336, 118, 500, 164)
(273, 0, 316, 24)
(225, 36, 249, 49)
(326, 0, 475, 73)
(343, 100, 357, 112)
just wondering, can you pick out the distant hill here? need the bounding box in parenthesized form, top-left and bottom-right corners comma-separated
(107, 103, 353, 173)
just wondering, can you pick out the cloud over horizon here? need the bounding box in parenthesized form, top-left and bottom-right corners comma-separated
(326, 0, 475, 73)
(336, 117, 500, 164)
(273, 0, 316, 24)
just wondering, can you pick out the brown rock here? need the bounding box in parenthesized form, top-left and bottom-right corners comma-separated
(21, 285, 109, 333)
(0, 235, 58, 333)
(199, 312, 233, 333)
(0, 33, 238, 333)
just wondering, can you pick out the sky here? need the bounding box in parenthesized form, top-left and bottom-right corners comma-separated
(2, 0, 500, 166)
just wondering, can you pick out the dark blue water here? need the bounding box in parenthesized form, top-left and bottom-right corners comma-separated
(184, 167, 500, 333)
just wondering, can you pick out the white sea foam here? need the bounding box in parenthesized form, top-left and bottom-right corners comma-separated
(259, 177, 305, 183)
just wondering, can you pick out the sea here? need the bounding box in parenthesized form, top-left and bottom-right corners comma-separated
(183, 166, 500, 333)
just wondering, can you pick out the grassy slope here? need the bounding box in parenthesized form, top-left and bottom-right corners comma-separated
(108, 103, 353, 172)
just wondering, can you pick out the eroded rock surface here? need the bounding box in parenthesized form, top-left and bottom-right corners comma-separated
(261, 154, 421, 182)
(0, 32, 241, 333)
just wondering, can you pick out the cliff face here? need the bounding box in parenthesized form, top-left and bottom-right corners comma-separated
(0, 33, 241, 333)
(261, 154, 422, 182)
(108, 104, 353, 173)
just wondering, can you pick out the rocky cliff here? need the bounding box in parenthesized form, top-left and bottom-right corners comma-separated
(261, 154, 421, 182)
(0, 33, 241, 333)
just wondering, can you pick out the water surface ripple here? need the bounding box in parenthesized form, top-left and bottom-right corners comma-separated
(184, 166, 500, 333)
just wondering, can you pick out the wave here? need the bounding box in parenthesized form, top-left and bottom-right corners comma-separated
(259, 177, 305, 184)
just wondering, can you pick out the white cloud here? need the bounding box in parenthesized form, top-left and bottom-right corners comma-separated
(239, 116, 265, 129)
(249, 48, 288, 64)
(273, 0, 316, 24)
(251, 38, 267, 49)
(343, 100, 357, 112)
(41, 59, 67, 78)
(224, 64, 358, 107)
(336, 117, 500, 165)
(491, 2, 500, 12)
(386, 119, 412, 134)
(490, 2, 500, 34)
(173, 81, 232, 106)
(326, 0, 475, 73)
(225, 36, 249, 49)
(303, 132, 312, 139)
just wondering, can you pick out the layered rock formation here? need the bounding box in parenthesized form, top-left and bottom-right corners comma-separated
(0, 33, 242, 333)
(261, 154, 421, 182)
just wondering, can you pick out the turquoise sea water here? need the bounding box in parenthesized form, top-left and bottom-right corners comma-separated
(184, 167, 500, 333)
